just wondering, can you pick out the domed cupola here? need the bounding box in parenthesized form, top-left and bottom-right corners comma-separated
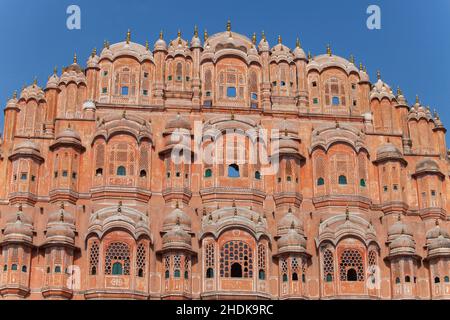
(3, 205, 34, 245)
(408, 95, 432, 122)
(276, 223, 307, 255)
(190, 26, 202, 49)
(414, 158, 443, 177)
(374, 143, 407, 165)
(46, 68, 60, 90)
(44, 203, 76, 247)
(292, 38, 307, 61)
(154, 30, 168, 52)
(5, 92, 19, 111)
(394, 86, 408, 106)
(270, 35, 294, 63)
(358, 63, 370, 83)
(165, 113, 192, 132)
(426, 220, 450, 258)
(387, 215, 416, 256)
(10, 139, 43, 162)
(370, 71, 395, 101)
(86, 48, 100, 69)
(161, 220, 193, 252)
(59, 53, 87, 86)
(162, 202, 192, 233)
(20, 80, 46, 102)
(258, 31, 270, 52)
(168, 30, 190, 57)
(277, 207, 303, 236)
(50, 126, 84, 151)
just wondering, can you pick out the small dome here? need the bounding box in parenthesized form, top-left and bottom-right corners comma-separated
(45, 205, 76, 245)
(270, 40, 294, 63)
(165, 114, 192, 130)
(370, 78, 395, 101)
(293, 45, 306, 60)
(46, 72, 60, 89)
(87, 51, 100, 69)
(416, 159, 440, 174)
(277, 227, 307, 251)
(258, 37, 270, 52)
(154, 32, 167, 51)
(277, 208, 303, 236)
(388, 217, 413, 240)
(162, 205, 192, 233)
(13, 140, 41, 154)
(3, 206, 34, 244)
(426, 223, 450, 240)
(376, 143, 404, 163)
(162, 225, 192, 251)
(56, 127, 81, 142)
(20, 82, 45, 101)
(390, 234, 416, 251)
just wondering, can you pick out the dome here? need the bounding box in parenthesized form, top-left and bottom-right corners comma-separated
(426, 223, 450, 240)
(270, 38, 294, 63)
(277, 226, 307, 254)
(162, 205, 192, 233)
(258, 36, 270, 52)
(165, 114, 192, 131)
(370, 77, 395, 101)
(59, 58, 87, 86)
(190, 28, 202, 48)
(46, 71, 60, 89)
(56, 127, 81, 142)
(154, 31, 167, 51)
(293, 42, 306, 60)
(375, 143, 405, 163)
(307, 54, 359, 75)
(162, 225, 192, 251)
(13, 140, 41, 154)
(3, 206, 34, 244)
(416, 159, 440, 174)
(45, 205, 76, 246)
(388, 218, 413, 240)
(277, 208, 303, 236)
(86, 49, 100, 69)
(426, 221, 450, 256)
(168, 32, 190, 57)
(20, 82, 45, 102)
(390, 234, 416, 252)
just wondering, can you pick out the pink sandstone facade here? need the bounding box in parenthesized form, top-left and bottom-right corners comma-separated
(0, 24, 449, 300)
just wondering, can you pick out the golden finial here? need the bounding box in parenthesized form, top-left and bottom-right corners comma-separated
(308, 51, 312, 60)
(359, 62, 363, 71)
(296, 37, 301, 48)
(194, 25, 199, 38)
(261, 30, 266, 42)
(145, 40, 149, 50)
(349, 54, 355, 64)
(397, 86, 402, 96)
(363, 66, 367, 73)
(226, 19, 231, 32)
(177, 29, 181, 38)
(73, 53, 77, 64)
(12, 90, 17, 99)
(33, 77, 37, 86)
(204, 29, 208, 41)
(91, 47, 97, 57)
(159, 30, 164, 40)
(126, 29, 131, 44)
(53, 66, 58, 75)
(103, 40, 108, 48)
(326, 44, 332, 56)
(278, 35, 282, 44)
(252, 32, 257, 45)
(377, 70, 381, 80)
(416, 95, 420, 104)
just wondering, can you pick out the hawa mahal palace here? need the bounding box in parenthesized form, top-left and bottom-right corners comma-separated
(0, 23, 449, 300)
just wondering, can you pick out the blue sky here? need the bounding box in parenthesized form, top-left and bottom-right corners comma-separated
(0, 0, 449, 135)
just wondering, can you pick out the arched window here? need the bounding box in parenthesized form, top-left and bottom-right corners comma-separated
(11, 264, 17, 271)
(405, 275, 411, 283)
(138, 269, 144, 278)
(112, 262, 123, 275)
(323, 249, 334, 282)
(22, 265, 27, 273)
(117, 166, 126, 176)
(444, 276, 449, 283)
(89, 241, 99, 276)
(434, 277, 440, 284)
(140, 170, 147, 178)
(55, 266, 61, 273)
(3, 265, 7, 271)
(205, 169, 212, 178)
(339, 249, 364, 282)
(283, 273, 288, 282)
(174, 269, 181, 278)
(220, 241, 253, 278)
(360, 179, 366, 187)
(121, 86, 129, 96)
(302, 274, 306, 283)
(206, 268, 214, 279)
(136, 243, 146, 278)
(184, 270, 189, 280)
(228, 164, 240, 178)
(91, 266, 97, 276)
(395, 277, 401, 284)
(95, 168, 103, 176)
(338, 175, 348, 185)
(165, 270, 170, 279)
(292, 273, 299, 281)
(105, 242, 131, 276)
(317, 177, 325, 186)
(255, 171, 261, 180)
(346, 268, 357, 281)
(259, 269, 266, 280)
(332, 96, 340, 106)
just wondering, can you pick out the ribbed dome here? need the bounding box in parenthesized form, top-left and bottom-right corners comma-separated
(426, 223, 450, 240)
(277, 226, 307, 252)
(416, 159, 440, 174)
(13, 140, 41, 156)
(277, 208, 303, 236)
(162, 225, 192, 251)
(370, 78, 395, 101)
(3, 206, 34, 244)
(293, 46, 306, 60)
(45, 204, 76, 245)
(165, 114, 192, 130)
(56, 127, 81, 142)
(154, 36, 167, 51)
(376, 143, 404, 162)
(390, 234, 416, 251)
(46, 73, 60, 89)
(388, 218, 413, 239)
(162, 205, 192, 233)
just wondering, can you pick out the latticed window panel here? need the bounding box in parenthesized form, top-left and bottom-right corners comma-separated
(220, 241, 253, 278)
(104, 242, 131, 276)
(184, 256, 191, 273)
(136, 243, 147, 276)
(89, 241, 100, 275)
(281, 258, 288, 279)
(339, 249, 365, 282)
(205, 243, 215, 268)
(173, 255, 181, 270)
(257, 244, 266, 273)
(368, 250, 377, 267)
(291, 257, 299, 273)
(323, 249, 334, 281)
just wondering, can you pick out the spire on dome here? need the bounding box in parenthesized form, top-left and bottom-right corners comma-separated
(159, 30, 164, 40)
(252, 32, 257, 45)
(416, 95, 420, 104)
(126, 29, 131, 44)
(308, 51, 312, 60)
(73, 53, 77, 64)
(359, 62, 363, 71)
(377, 70, 381, 80)
(145, 40, 149, 50)
(204, 29, 208, 41)
(397, 86, 402, 96)
(33, 76, 37, 86)
(13, 90, 17, 99)
(194, 25, 198, 38)
(226, 19, 231, 32)
(261, 30, 266, 42)
(91, 47, 97, 57)
(326, 44, 332, 56)
(278, 35, 282, 44)
(296, 37, 301, 48)
(349, 54, 355, 64)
